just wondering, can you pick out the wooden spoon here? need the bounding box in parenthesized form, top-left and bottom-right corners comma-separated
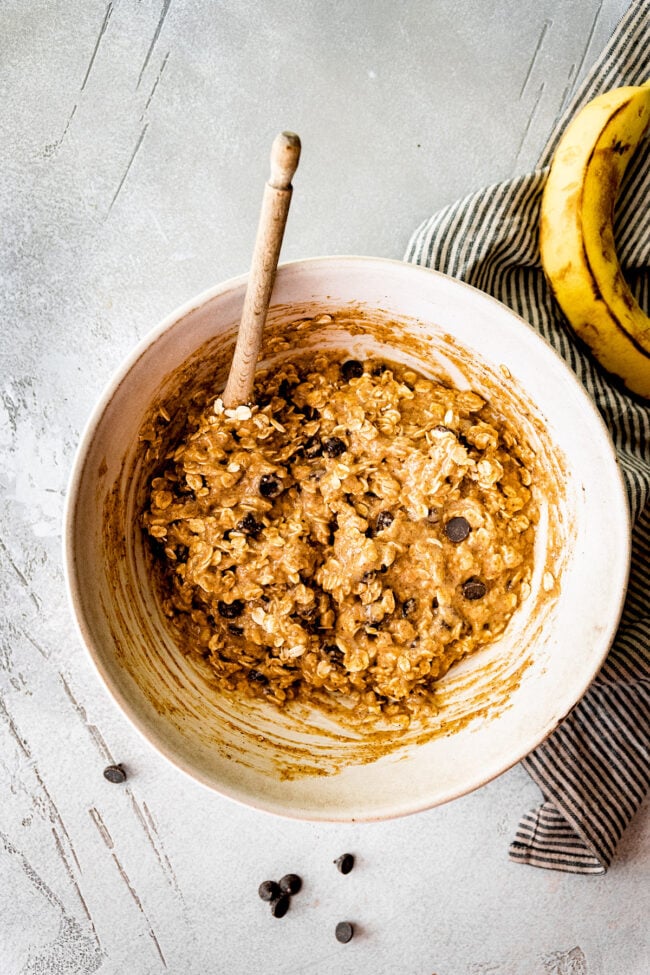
(222, 131, 301, 408)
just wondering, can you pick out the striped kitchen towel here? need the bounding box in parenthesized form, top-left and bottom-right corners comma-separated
(406, 0, 649, 874)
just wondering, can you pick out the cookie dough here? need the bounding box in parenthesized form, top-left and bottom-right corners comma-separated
(143, 352, 537, 724)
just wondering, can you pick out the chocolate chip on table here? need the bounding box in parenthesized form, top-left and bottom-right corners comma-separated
(334, 853, 355, 874)
(103, 764, 126, 784)
(335, 921, 354, 943)
(375, 510, 394, 532)
(462, 578, 487, 600)
(270, 894, 290, 918)
(259, 474, 283, 498)
(217, 599, 244, 619)
(237, 513, 263, 536)
(322, 437, 347, 458)
(258, 880, 281, 902)
(402, 597, 416, 617)
(444, 516, 471, 543)
(341, 359, 364, 381)
(248, 669, 268, 684)
(279, 873, 302, 895)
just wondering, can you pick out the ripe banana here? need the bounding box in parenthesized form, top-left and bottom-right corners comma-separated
(540, 82, 650, 399)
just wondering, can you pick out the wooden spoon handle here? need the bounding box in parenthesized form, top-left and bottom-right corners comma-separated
(222, 131, 301, 407)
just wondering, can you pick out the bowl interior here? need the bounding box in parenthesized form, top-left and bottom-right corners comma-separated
(65, 257, 630, 820)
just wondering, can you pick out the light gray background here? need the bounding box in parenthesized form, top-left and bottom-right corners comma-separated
(1, 1, 648, 973)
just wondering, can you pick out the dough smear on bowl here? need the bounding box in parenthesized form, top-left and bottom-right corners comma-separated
(143, 352, 537, 727)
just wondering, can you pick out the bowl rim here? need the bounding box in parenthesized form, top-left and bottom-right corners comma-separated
(62, 255, 632, 821)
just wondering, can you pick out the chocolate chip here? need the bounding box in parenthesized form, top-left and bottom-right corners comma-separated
(431, 596, 439, 610)
(279, 873, 302, 895)
(248, 669, 268, 684)
(303, 436, 322, 458)
(462, 578, 487, 600)
(271, 894, 290, 918)
(380, 564, 389, 573)
(375, 510, 394, 532)
(402, 598, 416, 617)
(341, 359, 363, 381)
(103, 764, 126, 784)
(237, 513, 263, 536)
(278, 378, 293, 399)
(335, 922, 354, 943)
(259, 474, 282, 498)
(296, 403, 319, 421)
(372, 362, 388, 376)
(323, 644, 344, 664)
(228, 624, 244, 636)
(217, 599, 244, 619)
(258, 880, 280, 902)
(444, 516, 471, 543)
(334, 853, 354, 874)
(322, 437, 346, 458)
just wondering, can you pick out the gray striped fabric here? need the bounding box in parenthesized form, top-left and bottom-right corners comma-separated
(405, 0, 649, 873)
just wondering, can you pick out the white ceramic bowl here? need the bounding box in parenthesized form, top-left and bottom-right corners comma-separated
(64, 257, 630, 820)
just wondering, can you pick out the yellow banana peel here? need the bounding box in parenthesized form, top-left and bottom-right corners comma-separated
(540, 82, 650, 399)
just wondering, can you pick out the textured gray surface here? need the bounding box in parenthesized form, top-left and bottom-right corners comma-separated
(1, 1, 648, 973)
